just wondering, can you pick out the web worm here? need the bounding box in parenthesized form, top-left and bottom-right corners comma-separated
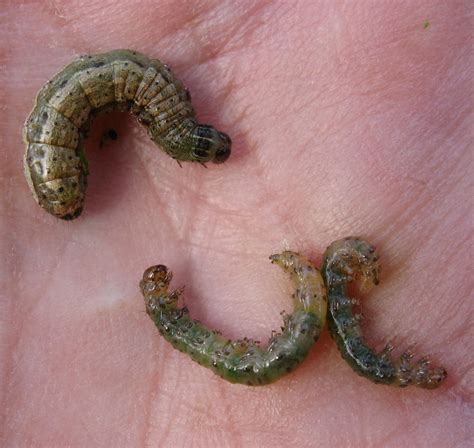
(321, 237, 447, 389)
(140, 252, 327, 385)
(23, 49, 231, 220)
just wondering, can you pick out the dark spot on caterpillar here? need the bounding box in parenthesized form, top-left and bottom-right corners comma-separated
(194, 149, 208, 158)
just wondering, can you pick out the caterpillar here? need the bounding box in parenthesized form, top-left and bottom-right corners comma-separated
(140, 251, 327, 386)
(321, 237, 447, 389)
(23, 49, 232, 220)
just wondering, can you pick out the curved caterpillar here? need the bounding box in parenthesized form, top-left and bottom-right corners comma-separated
(321, 237, 447, 389)
(23, 49, 231, 220)
(140, 252, 327, 386)
(141, 240, 448, 388)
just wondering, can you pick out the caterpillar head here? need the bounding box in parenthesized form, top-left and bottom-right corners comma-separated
(322, 237, 380, 291)
(140, 265, 175, 314)
(191, 125, 231, 164)
(141, 265, 172, 294)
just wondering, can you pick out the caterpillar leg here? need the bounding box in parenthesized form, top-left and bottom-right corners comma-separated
(321, 237, 447, 389)
(140, 252, 327, 386)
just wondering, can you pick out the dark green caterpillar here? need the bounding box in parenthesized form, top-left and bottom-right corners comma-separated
(23, 49, 231, 220)
(140, 251, 327, 386)
(321, 237, 447, 389)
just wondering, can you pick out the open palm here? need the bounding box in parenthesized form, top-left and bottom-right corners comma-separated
(2, 1, 471, 446)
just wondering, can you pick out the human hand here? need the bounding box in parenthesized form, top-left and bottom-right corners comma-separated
(2, 1, 471, 446)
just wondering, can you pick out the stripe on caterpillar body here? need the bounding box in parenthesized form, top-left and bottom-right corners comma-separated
(140, 252, 327, 385)
(321, 237, 447, 389)
(23, 49, 231, 220)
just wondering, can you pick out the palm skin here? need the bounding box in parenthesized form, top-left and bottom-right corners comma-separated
(1, 1, 471, 446)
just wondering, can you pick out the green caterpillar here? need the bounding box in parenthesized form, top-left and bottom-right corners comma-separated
(141, 239, 447, 388)
(321, 237, 447, 389)
(140, 251, 327, 386)
(23, 49, 231, 220)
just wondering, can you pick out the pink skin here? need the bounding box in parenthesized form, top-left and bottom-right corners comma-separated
(1, 1, 471, 446)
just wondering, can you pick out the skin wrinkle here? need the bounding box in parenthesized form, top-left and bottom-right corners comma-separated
(165, 2, 274, 68)
(142, 373, 170, 448)
(212, 385, 244, 448)
(214, 2, 278, 57)
(200, 5, 262, 56)
(338, 27, 461, 101)
(143, 325, 197, 446)
(451, 365, 474, 402)
(378, 394, 464, 446)
(136, 149, 219, 243)
(370, 134, 468, 223)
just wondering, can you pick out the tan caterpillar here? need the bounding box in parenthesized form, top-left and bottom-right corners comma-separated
(23, 49, 231, 220)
